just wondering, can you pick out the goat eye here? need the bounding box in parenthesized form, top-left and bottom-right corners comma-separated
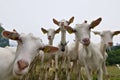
(101, 34, 104, 37)
(74, 29, 78, 33)
(74, 30, 77, 33)
(88, 26, 90, 29)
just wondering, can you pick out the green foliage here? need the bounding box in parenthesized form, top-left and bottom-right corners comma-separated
(107, 45, 120, 65)
(0, 25, 9, 47)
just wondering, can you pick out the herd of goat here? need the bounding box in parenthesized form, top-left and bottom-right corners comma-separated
(0, 17, 120, 80)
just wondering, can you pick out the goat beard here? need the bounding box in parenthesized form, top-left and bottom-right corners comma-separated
(106, 46, 112, 53)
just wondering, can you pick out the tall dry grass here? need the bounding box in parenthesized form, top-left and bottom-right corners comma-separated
(14, 56, 120, 80)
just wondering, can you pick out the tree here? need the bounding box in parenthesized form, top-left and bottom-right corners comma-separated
(0, 24, 9, 47)
(106, 45, 120, 65)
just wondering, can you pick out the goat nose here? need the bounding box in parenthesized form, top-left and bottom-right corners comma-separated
(17, 60, 29, 71)
(61, 48, 65, 52)
(48, 36, 51, 40)
(82, 38, 90, 43)
(61, 47, 65, 52)
(108, 42, 113, 46)
(82, 38, 90, 46)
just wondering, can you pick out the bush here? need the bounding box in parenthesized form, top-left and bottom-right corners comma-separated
(107, 45, 120, 65)
(0, 25, 9, 47)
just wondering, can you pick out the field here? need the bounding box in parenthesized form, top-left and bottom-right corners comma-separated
(19, 60, 120, 80)
(107, 66, 120, 80)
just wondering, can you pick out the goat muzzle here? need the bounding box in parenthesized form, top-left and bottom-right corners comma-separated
(17, 60, 29, 71)
(82, 38, 90, 46)
(108, 42, 113, 46)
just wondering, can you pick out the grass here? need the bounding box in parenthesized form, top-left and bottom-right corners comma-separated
(20, 65, 120, 80)
(15, 57, 120, 80)
(107, 66, 120, 80)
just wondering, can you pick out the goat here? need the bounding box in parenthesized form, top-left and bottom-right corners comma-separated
(41, 27, 60, 80)
(0, 30, 59, 80)
(53, 16, 74, 80)
(65, 17, 104, 80)
(66, 36, 83, 79)
(93, 30, 120, 79)
(41, 27, 60, 45)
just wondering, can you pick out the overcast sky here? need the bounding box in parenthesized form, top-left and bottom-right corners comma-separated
(0, 0, 120, 45)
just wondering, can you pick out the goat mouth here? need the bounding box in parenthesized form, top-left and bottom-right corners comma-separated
(108, 44, 113, 47)
(83, 42, 90, 46)
(106, 44, 112, 49)
(14, 71, 23, 76)
(48, 38, 51, 40)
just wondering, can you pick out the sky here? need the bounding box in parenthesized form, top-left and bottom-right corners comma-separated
(0, 0, 120, 46)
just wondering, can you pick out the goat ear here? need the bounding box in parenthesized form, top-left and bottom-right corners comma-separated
(41, 28, 48, 34)
(68, 16, 74, 25)
(53, 18, 59, 26)
(92, 31, 101, 35)
(113, 31, 120, 36)
(2, 30, 19, 40)
(42, 45, 59, 53)
(90, 17, 102, 29)
(64, 26, 75, 34)
(55, 28, 60, 34)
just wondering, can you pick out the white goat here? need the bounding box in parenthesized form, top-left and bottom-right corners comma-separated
(53, 16, 74, 80)
(41, 27, 60, 67)
(41, 27, 60, 80)
(0, 30, 59, 80)
(41, 27, 60, 45)
(66, 36, 82, 80)
(0, 47, 16, 80)
(93, 30, 120, 79)
(65, 17, 104, 80)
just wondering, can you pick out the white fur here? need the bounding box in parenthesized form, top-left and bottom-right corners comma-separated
(65, 19, 103, 80)
(0, 47, 16, 80)
(53, 18, 71, 80)
(41, 27, 60, 80)
(93, 30, 120, 79)
(75, 23, 103, 80)
(0, 32, 54, 80)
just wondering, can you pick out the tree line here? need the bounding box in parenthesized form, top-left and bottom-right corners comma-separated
(107, 45, 120, 65)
